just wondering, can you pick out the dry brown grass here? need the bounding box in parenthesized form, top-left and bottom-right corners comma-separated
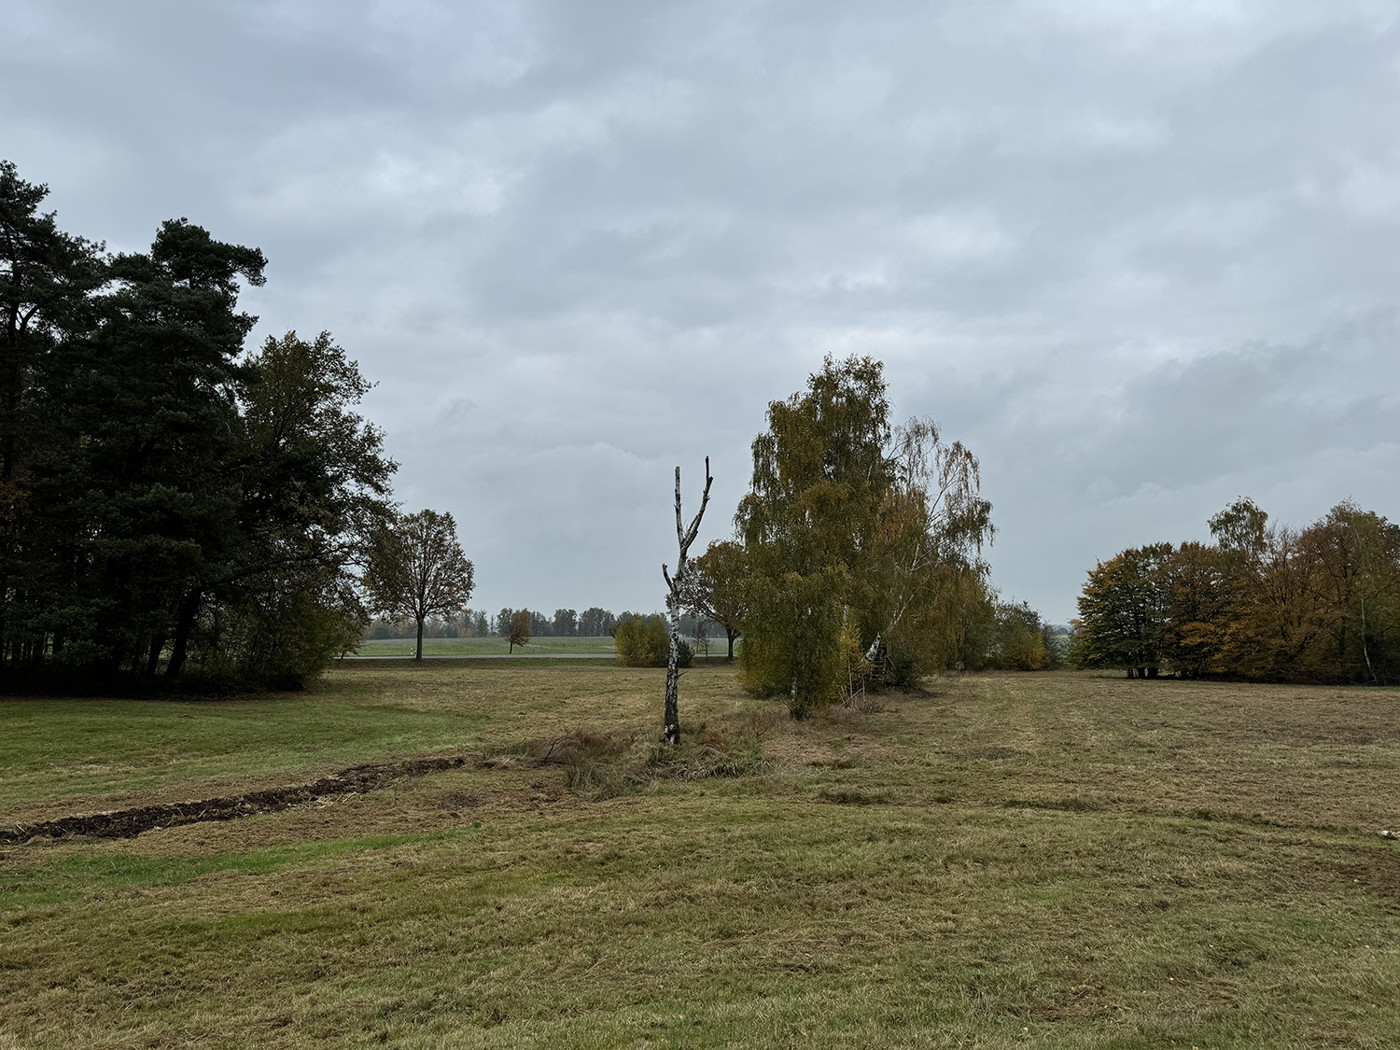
(2, 667, 1399, 1048)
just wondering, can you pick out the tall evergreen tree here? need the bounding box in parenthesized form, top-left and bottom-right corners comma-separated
(0, 160, 399, 687)
(192, 330, 396, 684)
(58, 219, 267, 675)
(0, 161, 105, 667)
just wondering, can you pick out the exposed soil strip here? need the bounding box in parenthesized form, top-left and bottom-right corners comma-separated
(0, 756, 468, 844)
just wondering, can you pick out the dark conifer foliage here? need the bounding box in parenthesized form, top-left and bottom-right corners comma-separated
(0, 161, 395, 688)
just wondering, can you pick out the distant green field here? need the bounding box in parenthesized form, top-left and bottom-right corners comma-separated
(352, 634, 619, 657)
(2, 668, 1399, 1048)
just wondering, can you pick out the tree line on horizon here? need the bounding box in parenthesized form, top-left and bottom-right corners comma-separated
(1071, 498, 1400, 684)
(0, 157, 1062, 697)
(363, 606, 722, 643)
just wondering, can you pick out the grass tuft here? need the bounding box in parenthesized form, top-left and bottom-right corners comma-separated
(1002, 795, 1099, 812)
(549, 722, 776, 797)
(816, 787, 892, 805)
(643, 723, 774, 782)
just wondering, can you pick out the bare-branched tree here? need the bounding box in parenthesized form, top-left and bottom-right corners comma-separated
(661, 458, 713, 745)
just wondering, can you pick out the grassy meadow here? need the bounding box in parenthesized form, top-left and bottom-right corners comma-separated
(2, 664, 1399, 1048)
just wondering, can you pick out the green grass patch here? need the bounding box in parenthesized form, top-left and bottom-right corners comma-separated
(0, 831, 466, 909)
(0, 693, 487, 816)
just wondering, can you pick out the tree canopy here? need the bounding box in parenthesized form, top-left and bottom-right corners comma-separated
(1071, 499, 1400, 684)
(735, 355, 993, 713)
(363, 509, 474, 661)
(687, 539, 748, 661)
(508, 609, 532, 653)
(0, 160, 395, 688)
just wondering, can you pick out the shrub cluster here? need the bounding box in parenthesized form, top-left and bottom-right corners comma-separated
(614, 614, 692, 668)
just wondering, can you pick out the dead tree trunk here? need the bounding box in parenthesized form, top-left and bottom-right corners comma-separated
(661, 457, 713, 746)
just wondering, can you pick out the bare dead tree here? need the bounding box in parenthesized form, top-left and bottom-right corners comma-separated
(661, 457, 713, 745)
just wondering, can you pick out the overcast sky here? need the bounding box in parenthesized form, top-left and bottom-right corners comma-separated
(8, 0, 1400, 623)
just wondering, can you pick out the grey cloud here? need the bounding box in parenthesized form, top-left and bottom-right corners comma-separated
(961, 316, 1400, 621)
(7, 0, 1400, 620)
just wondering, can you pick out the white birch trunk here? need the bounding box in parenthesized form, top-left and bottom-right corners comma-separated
(662, 458, 713, 745)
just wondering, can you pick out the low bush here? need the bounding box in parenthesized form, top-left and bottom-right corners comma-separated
(614, 614, 692, 668)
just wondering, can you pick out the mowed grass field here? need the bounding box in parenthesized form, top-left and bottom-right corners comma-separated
(2, 665, 1399, 1049)
(351, 636, 621, 659)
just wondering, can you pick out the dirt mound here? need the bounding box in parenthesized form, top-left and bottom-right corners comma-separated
(0, 755, 468, 844)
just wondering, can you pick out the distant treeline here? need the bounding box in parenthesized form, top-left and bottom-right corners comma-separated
(364, 607, 719, 642)
(362, 599, 1068, 673)
(1071, 499, 1400, 684)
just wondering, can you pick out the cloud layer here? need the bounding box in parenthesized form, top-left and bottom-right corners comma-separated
(9, 0, 1400, 621)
